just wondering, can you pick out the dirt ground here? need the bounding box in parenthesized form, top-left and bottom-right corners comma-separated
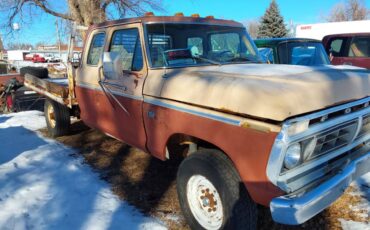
(40, 121, 369, 230)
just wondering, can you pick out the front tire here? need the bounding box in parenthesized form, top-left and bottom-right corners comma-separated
(44, 99, 70, 137)
(177, 149, 257, 230)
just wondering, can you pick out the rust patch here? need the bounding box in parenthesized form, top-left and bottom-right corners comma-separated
(240, 120, 272, 133)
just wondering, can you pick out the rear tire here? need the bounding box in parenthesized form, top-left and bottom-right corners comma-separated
(44, 99, 70, 137)
(177, 149, 257, 230)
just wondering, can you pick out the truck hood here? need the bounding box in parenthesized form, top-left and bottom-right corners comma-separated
(159, 64, 370, 121)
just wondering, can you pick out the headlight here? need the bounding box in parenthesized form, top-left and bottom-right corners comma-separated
(284, 143, 302, 169)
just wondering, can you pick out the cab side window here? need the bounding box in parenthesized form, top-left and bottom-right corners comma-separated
(110, 28, 143, 71)
(328, 38, 347, 57)
(87, 33, 105, 65)
(349, 37, 370, 58)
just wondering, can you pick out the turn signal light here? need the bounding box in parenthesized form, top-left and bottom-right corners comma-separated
(174, 12, 184, 16)
(191, 14, 200, 18)
(206, 15, 215, 19)
(144, 12, 155, 16)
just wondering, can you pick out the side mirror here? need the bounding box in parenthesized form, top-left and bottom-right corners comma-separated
(71, 53, 80, 68)
(102, 52, 122, 80)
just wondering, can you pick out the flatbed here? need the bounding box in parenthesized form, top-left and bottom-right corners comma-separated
(24, 74, 77, 106)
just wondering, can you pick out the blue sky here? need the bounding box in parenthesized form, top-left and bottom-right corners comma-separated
(1, 0, 369, 48)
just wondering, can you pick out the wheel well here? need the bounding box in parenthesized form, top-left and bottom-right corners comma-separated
(165, 133, 223, 160)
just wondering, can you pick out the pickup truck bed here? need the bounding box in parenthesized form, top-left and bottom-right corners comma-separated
(0, 73, 23, 85)
(24, 74, 70, 105)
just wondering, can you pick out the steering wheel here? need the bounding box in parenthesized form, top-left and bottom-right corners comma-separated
(217, 50, 234, 61)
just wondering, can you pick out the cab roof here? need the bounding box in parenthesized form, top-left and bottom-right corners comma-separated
(90, 15, 244, 30)
(254, 37, 322, 47)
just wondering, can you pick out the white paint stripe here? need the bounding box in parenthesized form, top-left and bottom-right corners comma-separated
(76, 82, 242, 126)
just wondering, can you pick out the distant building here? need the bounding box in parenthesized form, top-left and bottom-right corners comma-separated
(37, 44, 83, 52)
(295, 20, 370, 40)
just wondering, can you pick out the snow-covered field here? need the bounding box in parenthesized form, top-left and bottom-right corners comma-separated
(0, 111, 166, 230)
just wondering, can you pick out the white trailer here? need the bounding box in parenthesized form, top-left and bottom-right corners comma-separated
(7, 50, 29, 61)
(295, 20, 370, 40)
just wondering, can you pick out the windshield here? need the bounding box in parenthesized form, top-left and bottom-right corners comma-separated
(278, 42, 330, 66)
(145, 23, 261, 68)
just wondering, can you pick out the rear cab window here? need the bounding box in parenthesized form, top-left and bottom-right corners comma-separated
(148, 34, 172, 67)
(188, 37, 204, 56)
(87, 33, 105, 65)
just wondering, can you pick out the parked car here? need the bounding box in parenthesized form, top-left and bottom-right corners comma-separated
(323, 33, 370, 69)
(32, 54, 46, 63)
(255, 38, 330, 65)
(25, 14, 370, 229)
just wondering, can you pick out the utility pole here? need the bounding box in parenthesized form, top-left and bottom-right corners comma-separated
(0, 34, 4, 60)
(55, 18, 62, 62)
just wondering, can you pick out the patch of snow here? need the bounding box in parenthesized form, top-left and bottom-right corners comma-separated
(0, 112, 166, 230)
(339, 219, 370, 230)
(0, 111, 45, 131)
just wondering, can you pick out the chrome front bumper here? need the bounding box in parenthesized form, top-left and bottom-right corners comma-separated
(270, 151, 370, 225)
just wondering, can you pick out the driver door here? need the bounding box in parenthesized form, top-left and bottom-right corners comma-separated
(99, 24, 148, 151)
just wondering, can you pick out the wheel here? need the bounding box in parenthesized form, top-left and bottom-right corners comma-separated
(44, 99, 70, 137)
(20, 66, 48, 79)
(177, 149, 257, 230)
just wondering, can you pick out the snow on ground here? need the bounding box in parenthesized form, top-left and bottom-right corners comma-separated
(0, 111, 166, 230)
(340, 173, 370, 230)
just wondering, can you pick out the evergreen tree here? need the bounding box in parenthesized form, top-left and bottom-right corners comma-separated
(258, 0, 288, 38)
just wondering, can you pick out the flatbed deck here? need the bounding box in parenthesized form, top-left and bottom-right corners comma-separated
(24, 74, 76, 106)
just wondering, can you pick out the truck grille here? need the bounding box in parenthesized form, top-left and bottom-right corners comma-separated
(310, 121, 358, 159)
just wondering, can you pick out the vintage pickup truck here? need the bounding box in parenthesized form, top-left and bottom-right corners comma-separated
(25, 14, 370, 229)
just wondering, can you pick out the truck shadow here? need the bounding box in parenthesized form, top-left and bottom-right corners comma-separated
(49, 121, 345, 229)
(0, 126, 48, 164)
(48, 120, 186, 226)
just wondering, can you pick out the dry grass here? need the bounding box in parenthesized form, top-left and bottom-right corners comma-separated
(40, 121, 369, 229)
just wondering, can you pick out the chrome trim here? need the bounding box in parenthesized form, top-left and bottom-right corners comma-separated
(287, 97, 370, 124)
(270, 150, 370, 225)
(267, 96, 370, 190)
(143, 96, 242, 126)
(76, 81, 143, 101)
(101, 81, 127, 92)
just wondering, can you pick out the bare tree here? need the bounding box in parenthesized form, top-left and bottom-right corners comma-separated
(244, 20, 260, 39)
(327, 0, 369, 22)
(7, 42, 33, 50)
(0, 0, 163, 35)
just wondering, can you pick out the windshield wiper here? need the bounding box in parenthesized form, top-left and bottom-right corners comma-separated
(228, 57, 256, 62)
(193, 56, 222, 66)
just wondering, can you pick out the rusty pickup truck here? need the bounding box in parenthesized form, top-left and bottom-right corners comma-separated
(25, 14, 370, 229)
